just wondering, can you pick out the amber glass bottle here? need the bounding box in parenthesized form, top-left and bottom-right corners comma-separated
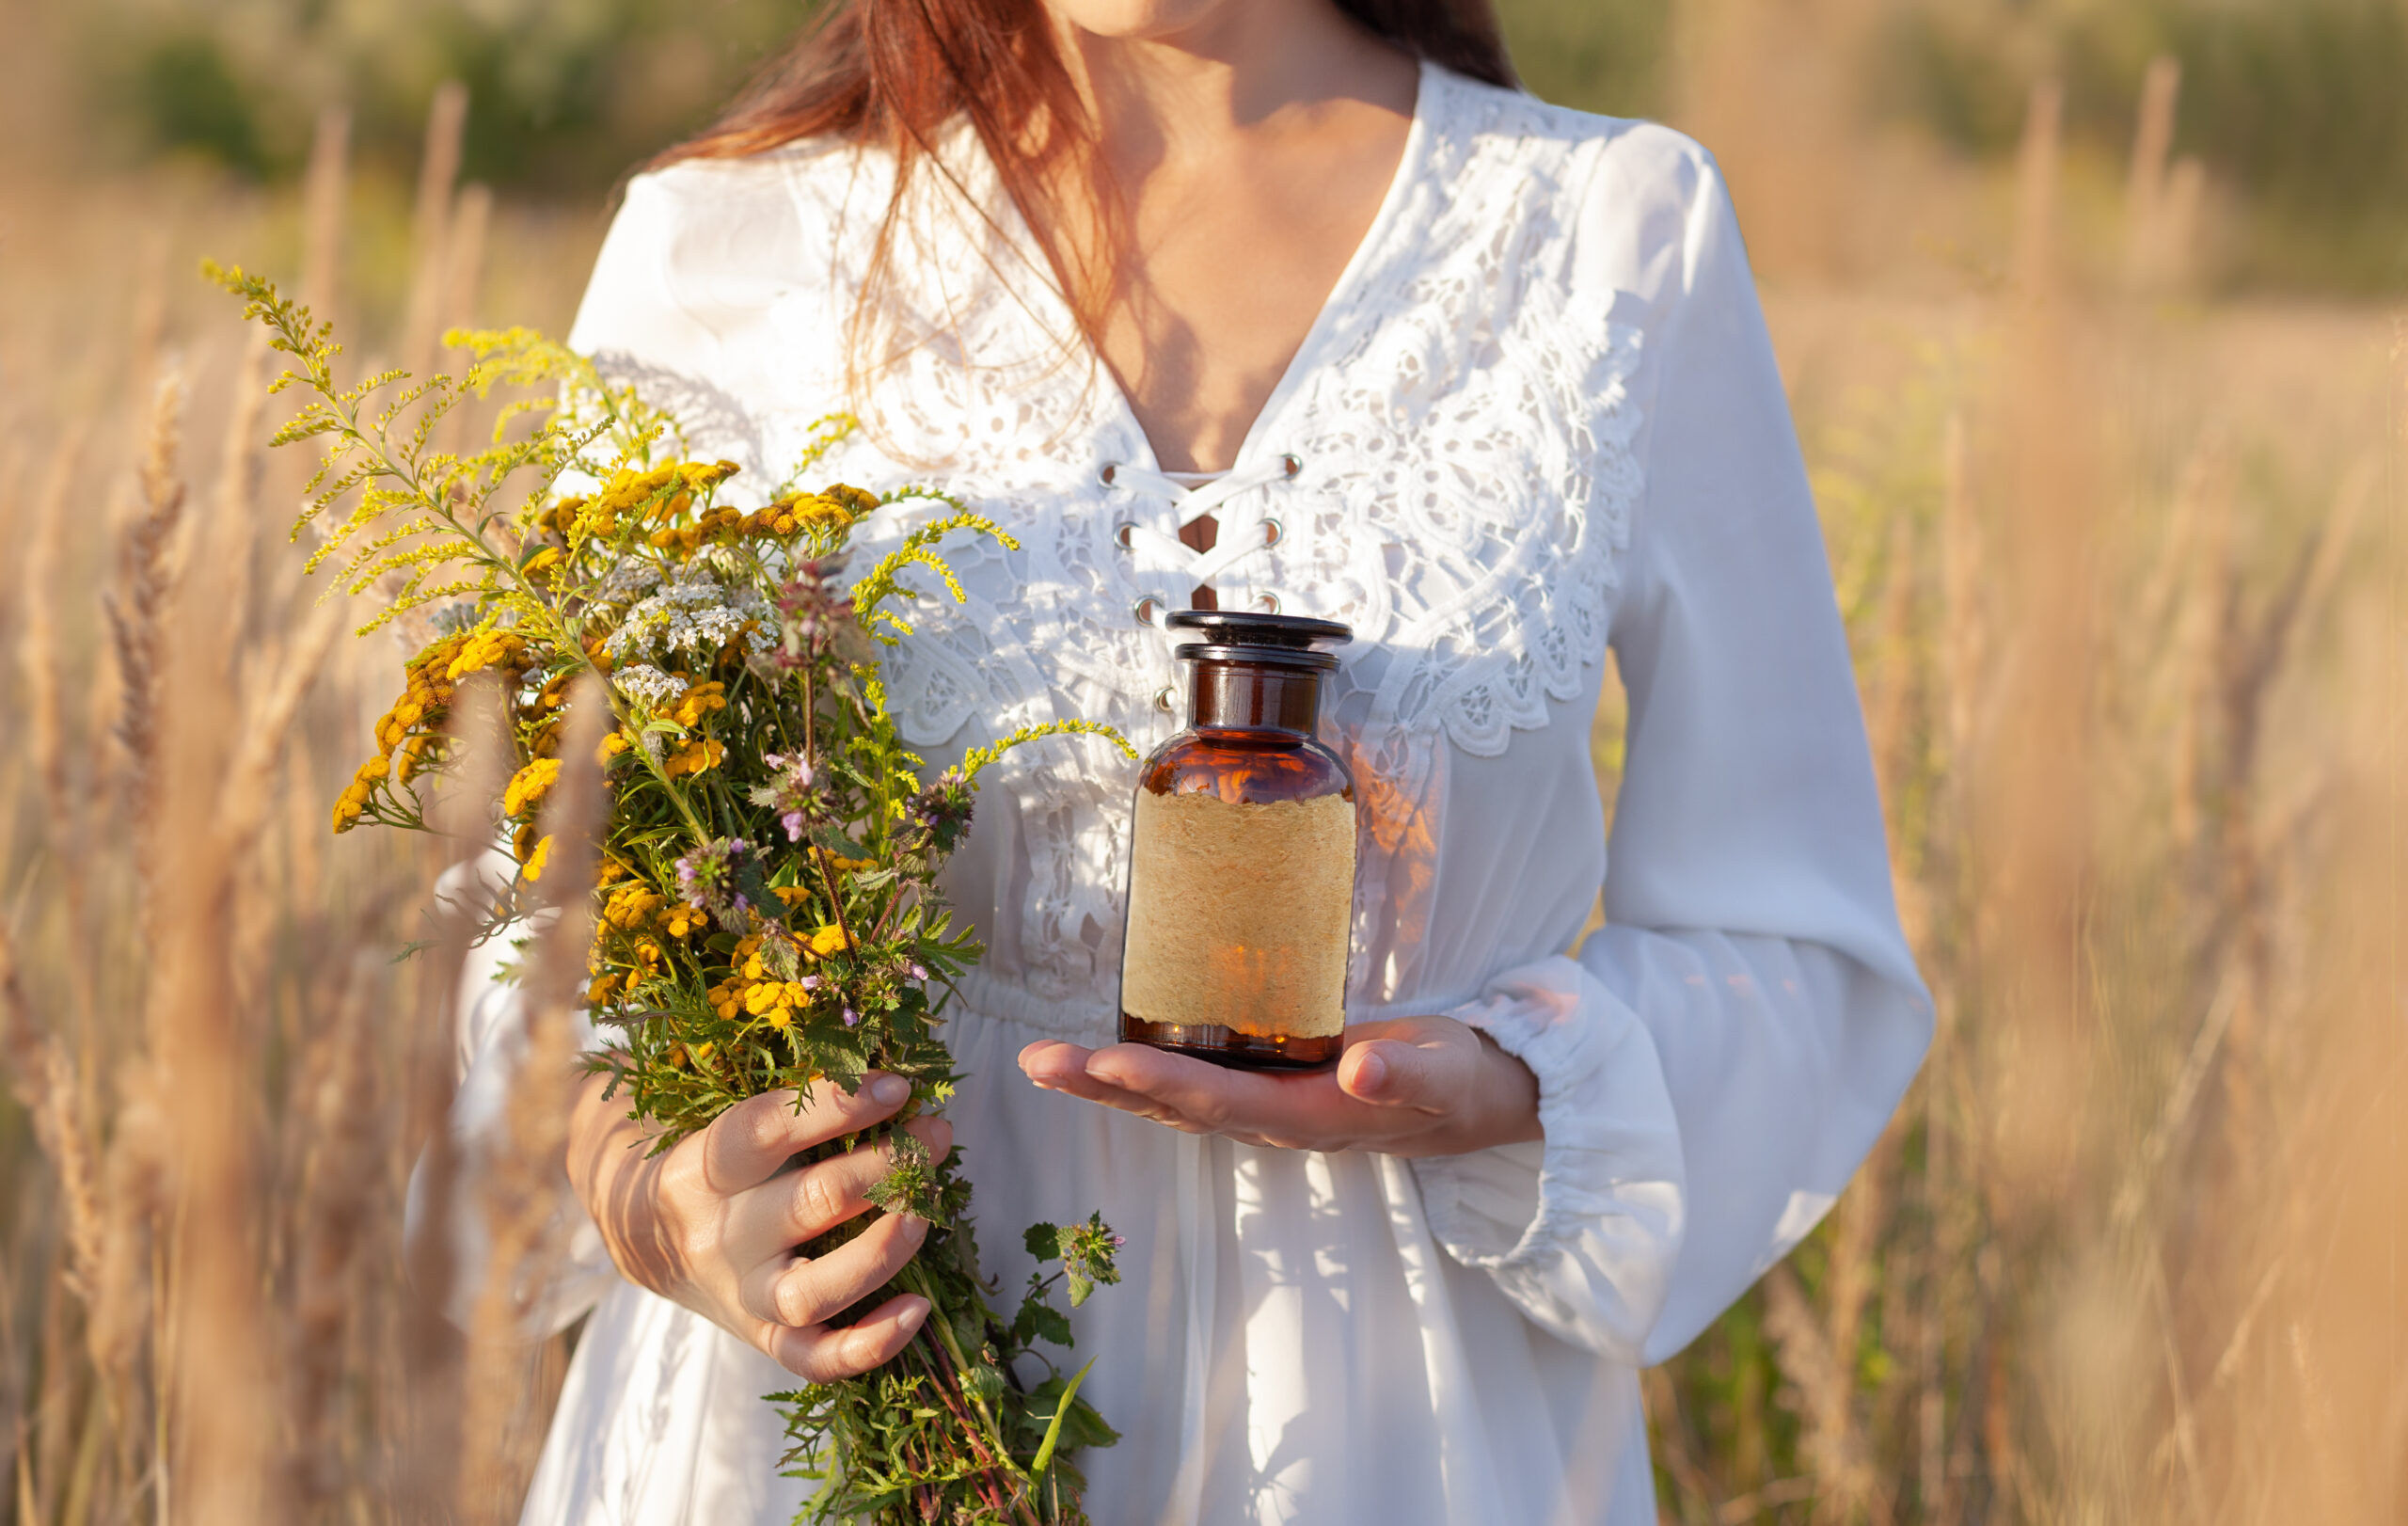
(1118, 611, 1356, 1070)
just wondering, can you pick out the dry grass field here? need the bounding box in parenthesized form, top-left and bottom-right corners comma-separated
(1, 2, 2402, 1523)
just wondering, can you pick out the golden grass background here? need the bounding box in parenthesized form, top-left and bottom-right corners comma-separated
(1, 0, 2402, 1521)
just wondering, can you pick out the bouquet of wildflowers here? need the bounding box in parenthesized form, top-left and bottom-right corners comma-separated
(213, 263, 1127, 1524)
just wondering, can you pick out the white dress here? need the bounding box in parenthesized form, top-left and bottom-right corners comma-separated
(443, 59, 1932, 1526)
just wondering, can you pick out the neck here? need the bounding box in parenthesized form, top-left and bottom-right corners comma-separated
(1049, 0, 1416, 173)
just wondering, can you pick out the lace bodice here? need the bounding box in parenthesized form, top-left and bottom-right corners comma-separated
(577, 66, 1664, 1029)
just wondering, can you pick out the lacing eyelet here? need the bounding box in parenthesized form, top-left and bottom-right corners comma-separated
(1133, 594, 1166, 627)
(1278, 453, 1303, 478)
(1099, 462, 1120, 487)
(1259, 517, 1283, 548)
(1255, 592, 1281, 614)
(1114, 521, 1137, 549)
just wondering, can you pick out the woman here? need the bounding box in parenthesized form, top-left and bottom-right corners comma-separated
(484, 0, 1934, 1517)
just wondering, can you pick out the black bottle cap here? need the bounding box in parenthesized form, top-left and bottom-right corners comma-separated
(1163, 611, 1353, 653)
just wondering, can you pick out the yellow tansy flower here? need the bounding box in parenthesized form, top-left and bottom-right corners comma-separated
(806, 924, 851, 959)
(503, 757, 562, 818)
(667, 680, 726, 730)
(661, 738, 723, 778)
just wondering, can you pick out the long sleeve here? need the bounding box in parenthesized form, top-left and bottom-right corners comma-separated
(1411, 141, 1932, 1364)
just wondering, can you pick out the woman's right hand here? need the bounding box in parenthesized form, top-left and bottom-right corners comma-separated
(567, 1070, 951, 1381)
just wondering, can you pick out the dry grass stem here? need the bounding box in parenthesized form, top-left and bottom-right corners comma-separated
(388, 673, 516, 1519)
(456, 676, 609, 1522)
(107, 368, 189, 859)
(283, 954, 387, 1515)
(302, 103, 352, 327)
(434, 182, 494, 455)
(215, 593, 349, 852)
(201, 327, 274, 659)
(403, 81, 470, 380)
(0, 924, 101, 1306)
(147, 421, 281, 1526)
(2122, 56, 2182, 289)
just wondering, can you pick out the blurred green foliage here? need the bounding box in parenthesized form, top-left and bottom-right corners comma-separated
(76, 0, 2408, 288)
(1497, 0, 1674, 120)
(84, 0, 803, 189)
(1877, 0, 2408, 289)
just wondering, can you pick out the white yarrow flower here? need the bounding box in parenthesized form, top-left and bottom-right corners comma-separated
(596, 560, 663, 604)
(605, 565, 774, 667)
(611, 663, 682, 710)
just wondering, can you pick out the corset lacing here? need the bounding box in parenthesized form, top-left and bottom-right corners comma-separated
(1100, 454, 1303, 644)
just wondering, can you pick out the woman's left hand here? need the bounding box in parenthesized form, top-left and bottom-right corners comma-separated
(1018, 1015, 1543, 1157)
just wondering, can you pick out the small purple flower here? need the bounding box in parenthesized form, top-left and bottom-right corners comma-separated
(908, 963, 928, 982)
(841, 1006, 860, 1028)
(673, 836, 756, 930)
(800, 975, 821, 992)
(906, 768, 975, 852)
(749, 752, 825, 843)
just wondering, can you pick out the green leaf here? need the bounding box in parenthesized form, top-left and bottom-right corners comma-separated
(1014, 1292, 1074, 1348)
(807, 1039, 867, 1097)
(809, 825, 871, 861)
(1028, 1359, 1100, 1482)
(961, 1360, 1005, 1411)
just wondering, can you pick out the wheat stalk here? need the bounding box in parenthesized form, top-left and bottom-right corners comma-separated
(107, 367, 189, 880)
(144, 413, 281, 1526)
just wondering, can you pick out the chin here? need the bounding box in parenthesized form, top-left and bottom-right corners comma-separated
(1044, 0, 1258, 44)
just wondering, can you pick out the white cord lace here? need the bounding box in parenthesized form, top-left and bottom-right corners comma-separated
(1099, 454, 1303, 644)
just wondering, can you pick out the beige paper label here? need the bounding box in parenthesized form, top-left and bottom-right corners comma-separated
(1120, 789, 1356, 1038)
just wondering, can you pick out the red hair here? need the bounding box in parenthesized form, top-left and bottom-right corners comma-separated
(653, 0, 1515, 367)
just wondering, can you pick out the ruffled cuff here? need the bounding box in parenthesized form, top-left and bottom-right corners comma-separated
(1408, 955, 1687, 1361)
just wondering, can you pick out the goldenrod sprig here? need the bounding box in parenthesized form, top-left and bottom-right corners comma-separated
(204, 262, 602, 633)
(960, 722, 1141, 782)
(852, 507, 1021, 643)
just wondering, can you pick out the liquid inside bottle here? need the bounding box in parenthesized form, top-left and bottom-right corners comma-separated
(1118, 612, 1355, 1070)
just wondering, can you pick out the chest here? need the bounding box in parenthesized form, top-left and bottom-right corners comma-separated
(1076, 102, 1415, 476)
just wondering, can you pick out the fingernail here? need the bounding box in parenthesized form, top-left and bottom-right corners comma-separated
(870, 1074, 910, 1106)
(1354, 1051, 1387, 1093)
(898, 1298, 929, 1335)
